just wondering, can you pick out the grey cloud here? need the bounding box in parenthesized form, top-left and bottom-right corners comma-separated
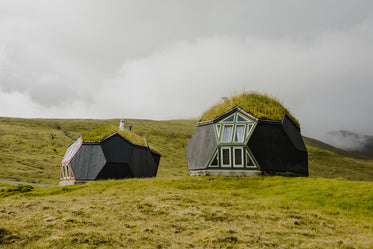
(0, 0, 372, 141)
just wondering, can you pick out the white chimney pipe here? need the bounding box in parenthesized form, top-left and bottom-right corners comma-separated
(119, 120, 125, 131)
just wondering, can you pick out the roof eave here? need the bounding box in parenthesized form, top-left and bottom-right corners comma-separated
(197, 107, 259, 126)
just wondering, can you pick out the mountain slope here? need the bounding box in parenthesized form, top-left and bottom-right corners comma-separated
(326, 130, 373, 158)
(304, 136, 373, 181)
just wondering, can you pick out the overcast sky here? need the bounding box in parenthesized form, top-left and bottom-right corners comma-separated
(0, 0, 372, 141)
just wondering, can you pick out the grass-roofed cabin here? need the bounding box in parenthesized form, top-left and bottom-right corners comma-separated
(186, 92, 308, 177)
(59, 124, 161, 186)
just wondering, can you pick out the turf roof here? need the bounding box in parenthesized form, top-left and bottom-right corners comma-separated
(81, 125, 147, 146)
(199, 92, 300, 126)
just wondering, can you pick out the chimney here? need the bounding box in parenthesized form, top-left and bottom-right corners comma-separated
(119, 120, 125, 131)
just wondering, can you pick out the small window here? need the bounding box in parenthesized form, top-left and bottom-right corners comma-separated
(216, 124, 221, 139)
(209, 151, 219, 167)
(222, 125, 233, 142)
(247, 124, 253, 138)
(237, 114, 248, 122)
(233, 147, 244, 167)
(234, 125, 245, 143)
(67, 166, 73, 178)
(64, 165, 68, 179)
(221, 147, 231, 167)
(221, 115, 235, 123)
(246, 151, 256, 168)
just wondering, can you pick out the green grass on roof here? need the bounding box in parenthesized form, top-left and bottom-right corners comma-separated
(199, 92, 299, 126)
(81, 125, 147, 146)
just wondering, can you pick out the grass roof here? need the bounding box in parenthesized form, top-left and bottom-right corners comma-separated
(199, 92, 300, 126)
(81, 125, 147, 146)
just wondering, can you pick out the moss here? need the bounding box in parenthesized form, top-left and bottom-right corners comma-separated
(199, 92, 299, 126)
(81, 125, 147, 146)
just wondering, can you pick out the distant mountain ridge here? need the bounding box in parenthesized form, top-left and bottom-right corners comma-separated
(326, 130, 373, 158)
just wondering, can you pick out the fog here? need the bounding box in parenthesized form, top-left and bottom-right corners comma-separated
(1, 0, 373, 146)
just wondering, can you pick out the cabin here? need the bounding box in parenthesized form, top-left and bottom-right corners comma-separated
(186, 93, 308, 176)
(59, 124, 161, 186)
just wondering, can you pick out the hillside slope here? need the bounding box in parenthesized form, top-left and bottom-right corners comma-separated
(0, 117, 372, 248)
(0, 176, 372, 248)
(0, 117, 372, 184)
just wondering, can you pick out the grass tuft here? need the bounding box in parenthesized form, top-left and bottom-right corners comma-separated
(81, 124, 146, 146)
(199, 91, 299, 126)
(0, 184, 34, 197)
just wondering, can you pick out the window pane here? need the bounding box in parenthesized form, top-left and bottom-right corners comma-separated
(222, 115, 234, 122)
(234, 148, 243, 167)
(221, 148, 231, 166)
(234, 125, 245, 143)
(216, 125, 221, 138)
(222, 125, 233, 142)
(210, 151, 219, 167)
(246, 152, 256, 167)
(68, 166, 72, 178)
(247, 124, 253, 138)
(64, 165, 68, 179)
(237, 114, 248, 122)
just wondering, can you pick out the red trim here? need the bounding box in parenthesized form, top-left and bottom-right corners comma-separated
(60, 136, 82, 181)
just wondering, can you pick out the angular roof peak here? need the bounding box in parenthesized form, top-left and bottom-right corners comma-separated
(199, 92, 299, 127)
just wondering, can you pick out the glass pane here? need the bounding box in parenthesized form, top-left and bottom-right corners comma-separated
(222, 115, 235, 122)
(237, 114, 248, 122)
(210, 151, 219, 166)
(234, 125, 245, 143)
(216, 125, 221, 138)
(246, 152, 256, 167)
(64, 165, 68, 179)
(222, 125, 233, 142)
(247, 124, 253, 138)
(234, 148, 243, 166)
(68, 166, 72, 178)
(222, 148, 230, 166)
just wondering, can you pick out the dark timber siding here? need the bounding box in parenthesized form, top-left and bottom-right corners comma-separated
(247, 120, 308, 176)
(101, 134, 133, 163)
(65, 133, 161, 183)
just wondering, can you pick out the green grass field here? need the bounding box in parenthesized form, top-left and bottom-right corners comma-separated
(0, 117, 372, 248)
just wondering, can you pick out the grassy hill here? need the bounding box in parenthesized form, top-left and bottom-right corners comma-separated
(0, 117, 372, 184)
(1, 176, 372, 248)
(0, 117, 372, 248)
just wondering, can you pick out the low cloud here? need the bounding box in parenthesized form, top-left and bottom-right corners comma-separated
(93, 27, 373, 140)
(0, 1, 373, 141)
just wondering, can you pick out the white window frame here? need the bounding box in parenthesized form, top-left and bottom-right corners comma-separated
(220, 147, 231, 167)
(216, 124, 222, 139)
(209, 150, 219, 167)
(67, 165, 72, 178)
(233, 124, 246, 143)
(233, 147, 244, 168)
(221, 114, 235, 123)
(221, 124, 234, 143)
(246, 151, 257, 168)
(236, 114, 249, 122)
(246, 124, 254, 139)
